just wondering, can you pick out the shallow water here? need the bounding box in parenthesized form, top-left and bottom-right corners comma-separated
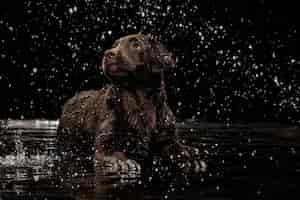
(0, 119, 300, 200)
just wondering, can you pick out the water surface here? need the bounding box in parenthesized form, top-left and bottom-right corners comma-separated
(0, 119, 300, 199)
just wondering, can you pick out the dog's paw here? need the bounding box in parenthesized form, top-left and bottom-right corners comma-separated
(176, 158, 207, 174)
(164, 144, 207, 174)
(95, 156, 141, 178)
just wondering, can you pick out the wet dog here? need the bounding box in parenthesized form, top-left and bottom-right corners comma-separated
(57, 33, 204, 177)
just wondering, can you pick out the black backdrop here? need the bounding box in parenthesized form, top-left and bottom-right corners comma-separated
(1, 0, 299, 125)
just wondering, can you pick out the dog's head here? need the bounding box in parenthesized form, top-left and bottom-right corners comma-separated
(102, 33, 175, 83)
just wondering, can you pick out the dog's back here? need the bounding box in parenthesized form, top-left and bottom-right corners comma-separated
(58, 86, 114, 132)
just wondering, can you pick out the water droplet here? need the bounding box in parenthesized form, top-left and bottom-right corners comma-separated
(251, 150, 256, 157)
(290, 147, 296, 154)
(273, 76, 280, 86)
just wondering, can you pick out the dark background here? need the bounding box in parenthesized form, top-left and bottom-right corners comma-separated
(0, 0, 299, 125)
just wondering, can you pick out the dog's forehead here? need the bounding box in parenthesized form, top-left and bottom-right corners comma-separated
(117, 34, 145, 43)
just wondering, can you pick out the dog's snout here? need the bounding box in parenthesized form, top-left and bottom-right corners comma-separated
(105, 50, 117, 60)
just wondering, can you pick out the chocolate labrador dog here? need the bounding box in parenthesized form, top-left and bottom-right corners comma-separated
(57, 33, 205, 178)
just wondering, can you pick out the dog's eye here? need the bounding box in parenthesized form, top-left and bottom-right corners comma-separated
(131, 40, 142, 50)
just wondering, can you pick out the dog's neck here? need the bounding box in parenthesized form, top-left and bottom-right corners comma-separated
(113, 70, 165, 97)
(114, 83, 165, 102)
(111, 77, 166, 108)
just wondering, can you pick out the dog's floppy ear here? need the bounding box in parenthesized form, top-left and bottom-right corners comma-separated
(144, 34, 176, 70)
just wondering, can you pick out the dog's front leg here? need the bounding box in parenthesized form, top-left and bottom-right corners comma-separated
(156, 103, 207, 174)
(95, 130, 142, 177)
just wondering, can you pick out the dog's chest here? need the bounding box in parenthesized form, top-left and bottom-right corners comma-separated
(139, 97, 157, 130)
(121, 90, 157, 131)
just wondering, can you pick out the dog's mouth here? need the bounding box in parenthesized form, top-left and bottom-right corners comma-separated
(103, 58, 135, 77)
(103, 62, 127, 76)
(105, 62, 120, 73)
(103, 55, 139, 72)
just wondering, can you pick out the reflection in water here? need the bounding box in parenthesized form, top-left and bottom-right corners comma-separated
(0, 120, 59, 194)
(0, 119, 300, 199)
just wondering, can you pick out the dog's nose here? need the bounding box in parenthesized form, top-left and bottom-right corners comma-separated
(104, 50, 117, 60)
(105, 51, 116, 60)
